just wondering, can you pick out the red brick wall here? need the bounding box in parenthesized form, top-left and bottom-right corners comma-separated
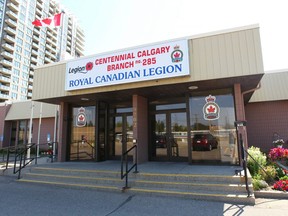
(32, 118, 56, 144)
(0, 104, 11, 148)
(245, 101, 288, 153)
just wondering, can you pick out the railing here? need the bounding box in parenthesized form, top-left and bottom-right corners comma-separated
(236, 133, 276, 197)
(236, 133, 251, 197)
(121, 144, 138, 190)
(69, 140, 95, 161)
(13, 143, 36, 179)
(35, 142, 58, 164)
(1, 142, 58, 179)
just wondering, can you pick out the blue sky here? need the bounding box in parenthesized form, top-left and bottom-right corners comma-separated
(59, 0, 288, 71)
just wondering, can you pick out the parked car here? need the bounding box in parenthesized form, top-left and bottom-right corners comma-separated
(155, 135, 167, 148)
(192, 133, 218, 151)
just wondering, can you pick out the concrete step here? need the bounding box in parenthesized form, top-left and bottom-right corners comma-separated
(17, 165, 255, 205)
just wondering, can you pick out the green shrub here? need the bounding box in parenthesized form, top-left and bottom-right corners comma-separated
(280, 175, 288, 181)
(260, 165, 277, 183)
(247, 146, 267, 177)
(274, 164, 286, 178)
(252, 179, 268, 191)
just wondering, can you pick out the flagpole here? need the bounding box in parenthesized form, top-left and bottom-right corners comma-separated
(27, 101, 34, 159)
(37, 102, 43, 158)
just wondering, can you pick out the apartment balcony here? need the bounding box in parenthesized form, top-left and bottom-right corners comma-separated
(11, 0, 20, 5)
(2, 43, 14, 52)
(44, 57, 52, 64)
(31, 57, 37, 64)
(0, 76, 10, 84)
(32, 42, 39, 49)
(4, 26, 16, 35)
(0, 67, 11, 75)
(0, 93, 10, 100)
(33, 27, 40, 36)
(36, 1, 43, 10)
(31, 49, 38, 56)
(29, 78, 33, 83)
(5, 18, 17, 28)
(7, 2, 19, 12)
(6, 10, 18, 20)
(0, 59, 13, 67)
(0, 84, 10, 91)
(3, 34, 15, 43)
(27, 92, 32, 98)
(33, 35, 40, 42)
(1, 51, 13, 60)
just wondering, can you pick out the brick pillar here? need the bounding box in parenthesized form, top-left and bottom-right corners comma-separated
(133, 95, 148, 163)
(58, 102, 69, 162)
(234, 84, 248, 165)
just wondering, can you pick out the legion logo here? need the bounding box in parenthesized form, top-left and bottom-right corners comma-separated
(171, 45, 183, 63)
(76, 107, 87, 127)
(203, 95, 220, 120)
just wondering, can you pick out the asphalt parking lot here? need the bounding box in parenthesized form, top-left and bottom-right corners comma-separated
(0, 174, 288, 216)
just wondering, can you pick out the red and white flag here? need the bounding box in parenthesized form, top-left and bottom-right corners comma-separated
(32, 13, 63, 27)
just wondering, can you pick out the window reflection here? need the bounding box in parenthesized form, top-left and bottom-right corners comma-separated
(190, 90, 238, 164)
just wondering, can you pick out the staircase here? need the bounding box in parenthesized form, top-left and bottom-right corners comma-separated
(17, 163, 255, 205)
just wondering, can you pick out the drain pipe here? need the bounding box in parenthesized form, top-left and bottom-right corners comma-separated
(239, 82, 261, 197)
(239, 81, 261, 152)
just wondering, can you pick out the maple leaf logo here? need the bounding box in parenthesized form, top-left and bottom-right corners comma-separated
(207, 105, 216, 113)
(174, 51, 181, 58)
(78, 114, 85, 121)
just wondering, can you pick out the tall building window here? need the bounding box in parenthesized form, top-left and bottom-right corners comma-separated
(11, 92, 18, 99)
(13, 68, 20, 76)
(17, 37, 23, 46)
(16, 45, 22, 53)
(15, 53, 21, 61)
(14, 61, 21, 68)
(12, 84, 18, 91)
(12, 76, 19, 84)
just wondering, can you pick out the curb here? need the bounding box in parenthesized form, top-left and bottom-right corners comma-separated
(254, 190, 288, 199)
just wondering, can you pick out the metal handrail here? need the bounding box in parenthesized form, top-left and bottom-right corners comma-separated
(13, 143, 36, 179)
(121, 144, 138, 190)
(2, 142, 58, 179)
(235, 134, 251, 197)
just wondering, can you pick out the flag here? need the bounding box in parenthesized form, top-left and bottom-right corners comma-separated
(32, 13, 63, 27)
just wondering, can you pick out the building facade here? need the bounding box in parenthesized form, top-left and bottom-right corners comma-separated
(0, 0, 84, 102)
(25, 25, 263, 165)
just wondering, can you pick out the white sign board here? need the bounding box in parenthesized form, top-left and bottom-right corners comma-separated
(65, 39, 190, 91)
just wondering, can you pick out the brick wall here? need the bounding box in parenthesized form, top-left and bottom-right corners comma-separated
(32, 118, 56, 144)
(0, 104, 11, 148)
(245, 101, 288, 153)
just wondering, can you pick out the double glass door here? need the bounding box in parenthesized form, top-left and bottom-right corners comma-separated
(152, 111, 188, 161)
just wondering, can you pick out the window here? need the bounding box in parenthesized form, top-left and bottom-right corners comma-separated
(13, 61, 21, 68)
(12, 76, 19, 83)
(15, 53, 21, 61)
(12, 84, 18, 91)
(190, 89, 238, 164)
(11, 92, 18, 99)
(16, 45, 22, 53)
(17, 37, 23, 46)
(13, 68, 20, 76)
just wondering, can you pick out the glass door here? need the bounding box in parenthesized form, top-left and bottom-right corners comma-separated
(152, 111, 187, 161)
(110, 113, 133, 159)
(70, 106, 96, 161)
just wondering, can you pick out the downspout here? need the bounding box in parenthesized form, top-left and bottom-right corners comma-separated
(238, 82, 261, 164)
(241, 82, 261, 121)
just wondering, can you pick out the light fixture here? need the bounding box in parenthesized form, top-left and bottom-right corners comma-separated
(81, 98, 89, 101)
(188, 86, 198, 90)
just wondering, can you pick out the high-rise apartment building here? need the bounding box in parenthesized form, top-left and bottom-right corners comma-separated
(0, 0, 85, 102)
